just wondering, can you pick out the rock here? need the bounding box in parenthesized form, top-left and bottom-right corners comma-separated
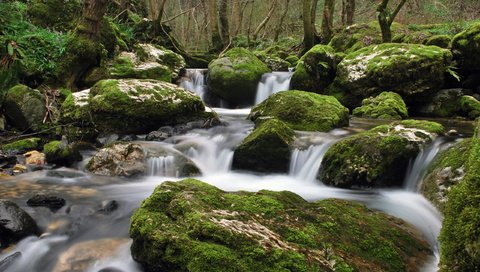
(26, 0, 80, 31)
(86, 143, 145, 178)
(208, 48, 271, 106)
(459, 95, 480, 120)
(329, 43, 452, 108)
(263, 56, 290, 71)
(352, 91, 408, 120)
(98, 200, 119, 214)
(144, 144, 201, 177)
(249, 90, 349, 132)
(285, 55, 299, 67)
(440, 121, 480, 271)
(53, 238, 129, 272)
(320, 120, 444, 188)
(290, 45, 336, 93)
(97, 134, 120, 146)
(59, 89, 98, 141)
(130, 179, 431, 272)
(451, 23, 480, 73)
(425, 34, 452, 48)
(3, 85, 46, 132)
(145, 130, 170, 142)
(27, 194, 66, 211)
(416, 89, 480, 119)
(0, 153, 17, 169)
(421, 139, 469, 212)
(12, 164, 27, 174)
(108, 52, 171, 82)
(46, 170, 85, 179)
(135, 43, 186, 79)
(0, 200, 38, 248)
(232, 119, 295, 173)
(2, 138, 41, 153)
(24, 151, 46, 165)
(43, 140, 81, 166)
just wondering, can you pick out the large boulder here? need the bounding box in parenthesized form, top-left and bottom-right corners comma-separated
(290, 45, 337, 93)
(440, 121, 480, 271)
(86, 143, 146, 178)
(0, 200, 38, 248)
(3, 85, 46, 132)
(451, 23, 480, 73)
(249, 91, 349, 132)
(107, 52, 171, 82)
(61, 79, 211, 136)
(320, 120, 444, 188)
(352, 91, 408, 120)
(416, 89, 480, 119)
(232, 119, 295, 173)
(329, 43, 452, 108)
(130, 179, 432, 272)
(208, 48, 271, 106)
(59, 89, 98, 141)
(135, 43, 186, 79)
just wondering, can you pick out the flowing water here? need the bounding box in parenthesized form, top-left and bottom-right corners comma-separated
(179, 69, 208, 100)
(254, 72, 293, 104)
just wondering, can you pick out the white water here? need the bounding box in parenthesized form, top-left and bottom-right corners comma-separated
(255, 72, 293, 104)
(0, 108, 451, 272)
(179, 69, 208, 99)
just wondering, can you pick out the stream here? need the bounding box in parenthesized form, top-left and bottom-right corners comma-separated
(0, 70, 473, 272)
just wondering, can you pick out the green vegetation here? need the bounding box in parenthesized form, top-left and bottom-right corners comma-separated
(43, 140, 81, 166)
(2, 137, 41, 153)
(352, 92, 408, 120)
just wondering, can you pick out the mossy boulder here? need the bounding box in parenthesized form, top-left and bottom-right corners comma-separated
(135, 44, 186, 79)
(232, 119, 295, 173)
(421, 139, 469, 213)
(352, 92, 408, 120)
(459, 95, 480, 119)
(26, 0, 81, 31)
(416, 89, 480, 119)
(440, 121, 480, 271)
(130, 179, 432, 272)
(208, 48, 271, 106)
(264, 56, 290, 71)
(108, 52, 172, 81)
(425, 35, 452, 48)
(285, 55, 299, 67)
(320, 120, 444, 188)
(249, 91, 349, 132)
(451, 23, 480, 73)
(43, 140, 81, 167)
(329, 43, 452, 108)
(2, 138, 41, 153)
(3, 84, 46, 132)
(290, 45, 336, 93)
(59, 89, 98, 141)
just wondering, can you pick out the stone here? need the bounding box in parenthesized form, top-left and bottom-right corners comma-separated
(27, 194, 66, 211)
(43, 140, 81, 167)
(2, 138, 41, 153)
(3, 85, 46, 132)
(108, 52, 171, 82)
(451, 23, 480, 73)
(135, 43, 186, 78)
(86, 143, 145, 178)
(24, 151, 46, 165)
(352, 91, 408, 120)
(0, 200, 38, 248)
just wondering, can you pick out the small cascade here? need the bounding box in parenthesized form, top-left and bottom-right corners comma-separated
(147, 156, 177, 177)
(185, 136, 234, 175)
(404, 139, 445, 192)
(179, 69, 208, 99)
(255, 72, 293, 104)
(289, 141, 334, 182)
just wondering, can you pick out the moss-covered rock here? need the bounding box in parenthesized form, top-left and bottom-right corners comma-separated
(451, 23, 480, 73)
(130, 179, 432, 272)
(440, 121, 480, 271)
(232, 119, 294, 173)
(459, 95, 480, 119)
(290, 45, 336, 93)
(2, 138, 41, 153)
(208, 48, 271, 106)
(3, 84, 46, 132)
(320, 120, 444, 188)
(285, 55, 299, 67)
(425, 35, 452, 48)
(87, 142, 145, 177)
(100, 17, 129, 57)
(421, 139, 470, 213)
(329, 43, 452, 108)
(43, 140, 81, 167)
(26, 0, 81, 31)
(135, 44, 186, 79)
(264, 56, 290, 71)
(416, 89, 480, 120)
(59, 89, 98, 141)
(108, 52, 172, 81)
(249, 91, 349, 132)
(352, 92, 408, 120)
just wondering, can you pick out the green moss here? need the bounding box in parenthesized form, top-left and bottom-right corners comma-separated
(2, 138, 41, 153)
(290, 45, 336, 93)
(352, 92, 408, 120)
(398, 120, 445, 134)
(249, 90, 349, 132)
(108, 55, 172, 81)
(208, 48, 271, 105)
(451, 23, 480, 72)
(135, 44, 186, 78)
(425, 35, 452, 48)
(43, 140, 80, 166)
(459, 95, 480, 120)
(26, 0, 81, 31)
(130, 179, 431, 272)
(3, 84, 46, 132)
(232, 119, 294, 173)
(285, 55, 299, 67)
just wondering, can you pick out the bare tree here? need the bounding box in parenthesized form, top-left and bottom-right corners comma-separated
(252, 0, 278, 41)
(219, 0, 230, 48)
(377, 0, 407, 42)
(145, 0, 168, 35)
(342, 0, 355, 26)
(321, 0, 335, 42)
(303, 0, 317, 51)
(274, 0, 291, 41)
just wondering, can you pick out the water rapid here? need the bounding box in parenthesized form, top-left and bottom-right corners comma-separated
(255, 72, 293, 104)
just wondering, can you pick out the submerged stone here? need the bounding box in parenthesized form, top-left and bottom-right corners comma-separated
(130, 179, 431, 272)
(249, 90, 349, 132)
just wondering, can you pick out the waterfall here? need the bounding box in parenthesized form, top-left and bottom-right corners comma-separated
(404, 139, 445, 192)
(179, 69, 208, 99)
(289, 141, 334, 182)
(147, 156, 177, 177)
(185, 137, 234, 175)
(255, 72, 293, 104)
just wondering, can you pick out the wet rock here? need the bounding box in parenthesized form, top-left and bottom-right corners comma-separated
(97, 268, 124, 272)
(3, 85, 46, 132)
(321, 120, 445, 188)
(86, 143, 145, 178)
(53, 238, 129, 272)
(97, 134, 120, 146)
(0, 200, 39, 248)
(352, 91, 408, 120)
(13, 164, 27, 174)
(24, 151, 46, 165)
(2, 138, 41, 153)
(118, 135, 137, 141)
(43, 140, 82, 167)
(0, 252, 21, 271)
(46, 170, 85, 179)
(144, 144, 201, 177)
(27, 194, 66, 211)
(0, 153, 17, 169)
(146, 130, 170, 142)
(98, 200, 119, 214)
(130, 179, 431, 272)
(451, 23, 480, 74)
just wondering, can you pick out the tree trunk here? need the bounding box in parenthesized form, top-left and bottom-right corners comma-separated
(247, 0, 255, 44)
(274, 0, 290, 42)
(208, 0, 222, 51)
(321, 0, 335, 43)
(303, 0, 315, 51)
(231, 0, 242, 36)
(219, 0, 230, 48)
(342, 0, 355, 26)
(145, 0, 167, 36)
(377, 0, 407, 43)
(79, 0, 109, 39)
(252, 0, 278, 41)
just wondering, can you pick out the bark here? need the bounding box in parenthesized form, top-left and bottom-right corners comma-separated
(252, 0, 278, 41)
(247, 0, 255, 44)
(377, 0, 407, 42)
(208, 0, 222, 51)
(303, 0, 315, 51)
(274, 0, 291, 42)
(320, 0, 335, 43)
(342, 0, 355, 26)
(80, 0, 109, 39)
(145, 0, 167, 35)
(219, 0, 230, 48)
(231, 0, 242, 36)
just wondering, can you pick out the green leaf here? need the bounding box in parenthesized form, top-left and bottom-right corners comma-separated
(7, 43, 14, 56)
